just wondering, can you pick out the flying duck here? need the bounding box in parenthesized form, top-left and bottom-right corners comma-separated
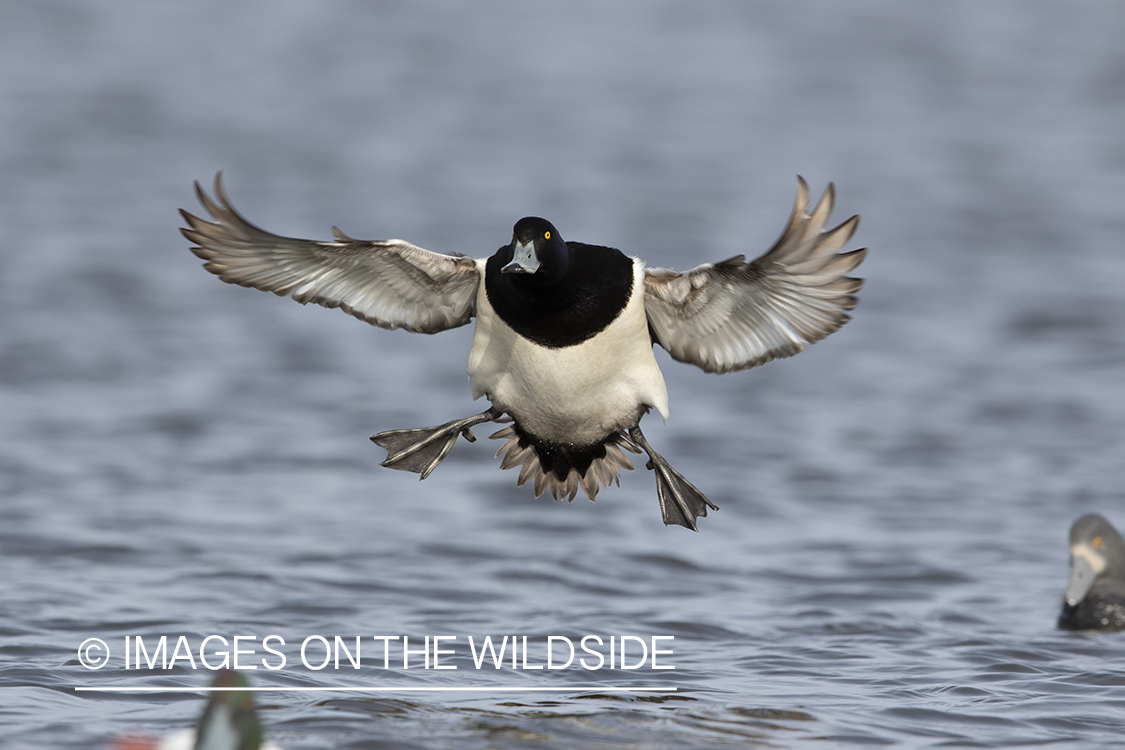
(1059, 513, 1125, 631)
(181, 174, 866, 530)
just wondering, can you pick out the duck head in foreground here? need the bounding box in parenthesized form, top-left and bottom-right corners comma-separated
(1059, 513, 1125, 631)
(182, 175, 866, 530)
(114, 670, 280, 750)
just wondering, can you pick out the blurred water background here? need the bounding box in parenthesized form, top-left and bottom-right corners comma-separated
(2, 1, 1124, 747)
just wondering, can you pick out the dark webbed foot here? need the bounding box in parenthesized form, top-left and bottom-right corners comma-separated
(628, 426, 718, 531)
(372, 408, 502, 479)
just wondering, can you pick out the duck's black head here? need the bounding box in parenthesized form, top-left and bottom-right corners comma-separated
(484, 217, 634, 348)
(1063, 513, 1125, 608)
(500, 217, 569, 285)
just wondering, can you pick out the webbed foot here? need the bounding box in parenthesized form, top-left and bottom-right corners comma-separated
(372, 408, 502, 479)
(628, 426, 718, 531)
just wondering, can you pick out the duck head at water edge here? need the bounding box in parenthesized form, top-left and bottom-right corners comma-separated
(1058, 513, 1125, 631)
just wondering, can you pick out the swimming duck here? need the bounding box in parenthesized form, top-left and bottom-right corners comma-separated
(182, 175, 865, 530)
(1058, 513, 1125, 631)
(114, 670, 280, 750)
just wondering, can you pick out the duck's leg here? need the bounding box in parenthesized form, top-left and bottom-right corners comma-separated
(372, 408, 503, 480)
(627, 425, 718, 531)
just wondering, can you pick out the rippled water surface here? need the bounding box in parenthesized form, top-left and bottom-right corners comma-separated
(3, 1, 1125, 747)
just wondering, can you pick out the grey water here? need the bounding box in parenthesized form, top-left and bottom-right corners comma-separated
(2, 1, 1125, 747)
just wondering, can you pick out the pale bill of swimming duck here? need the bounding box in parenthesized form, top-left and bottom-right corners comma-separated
(182, 175, 865, 530)
(1058, 513, 1125, 631)
(114, 670, 281, 750)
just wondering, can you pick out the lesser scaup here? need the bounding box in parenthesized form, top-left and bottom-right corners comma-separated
(1059, 513, 1125, 631)
(182, 175, 865, 530)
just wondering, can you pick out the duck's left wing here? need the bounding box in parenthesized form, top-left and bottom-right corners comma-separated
(181, 173, 480, 334)
(644, 177, 866, 374)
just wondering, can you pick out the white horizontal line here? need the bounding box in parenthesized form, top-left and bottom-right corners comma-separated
(74, 686, 678, 693)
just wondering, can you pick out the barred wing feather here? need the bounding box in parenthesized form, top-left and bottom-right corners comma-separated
(644, 177, 866, 374)
(180, 174, 480, 334)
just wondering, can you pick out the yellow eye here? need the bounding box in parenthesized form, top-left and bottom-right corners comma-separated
(544, 231, 551, 240)
(1093, 536, 1103, 548)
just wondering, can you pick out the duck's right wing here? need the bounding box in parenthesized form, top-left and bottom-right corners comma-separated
(180, 173, 481, 334)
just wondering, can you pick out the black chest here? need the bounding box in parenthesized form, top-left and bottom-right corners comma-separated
(484, 243, 634, 349)
(1059, 581, 1125, 631)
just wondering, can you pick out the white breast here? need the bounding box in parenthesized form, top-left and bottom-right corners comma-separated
(467, 258, 669, 446)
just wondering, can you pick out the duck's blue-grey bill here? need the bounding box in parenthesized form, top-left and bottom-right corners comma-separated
(501, 240, 540, 274)
(1064, 553, 1097, 606)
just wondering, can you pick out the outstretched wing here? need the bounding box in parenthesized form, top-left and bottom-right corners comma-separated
(644, 177, 866, 374)
(180, 173, 481, 334)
